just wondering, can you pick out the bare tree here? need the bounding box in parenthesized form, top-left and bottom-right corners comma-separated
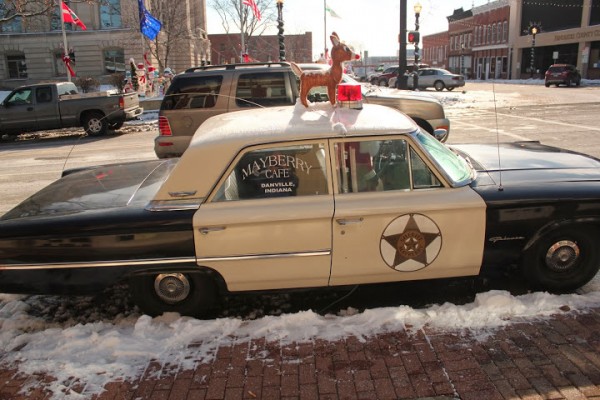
(139, 0, 190, 71)
(0, 0, 55, 24)
(209, 0, 276, 61)
(0, 0, 101, 24)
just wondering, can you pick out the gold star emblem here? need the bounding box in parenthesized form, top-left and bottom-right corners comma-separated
(380, 214, 442, 271)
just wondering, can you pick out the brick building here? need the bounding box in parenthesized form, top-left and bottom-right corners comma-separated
(422, 0, 600, 80)
(207, 32, 313, 65)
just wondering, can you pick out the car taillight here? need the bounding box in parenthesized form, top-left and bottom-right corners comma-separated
(119, 97, 124, 109)
(159, 116, 172, 136)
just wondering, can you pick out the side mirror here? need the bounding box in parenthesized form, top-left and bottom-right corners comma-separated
(433, 128, 448, 142)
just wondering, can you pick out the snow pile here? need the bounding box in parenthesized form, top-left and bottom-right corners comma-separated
(0, 273, 599, 399)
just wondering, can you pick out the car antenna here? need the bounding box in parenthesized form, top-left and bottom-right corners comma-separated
(492, 81, 504, 192)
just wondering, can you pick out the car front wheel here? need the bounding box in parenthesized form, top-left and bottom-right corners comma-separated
(131, 272, 218, 317)
(522, 227, 600, 292)
(434, 81, 445, 91)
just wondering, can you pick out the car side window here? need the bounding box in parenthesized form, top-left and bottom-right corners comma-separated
(6, 89, 32, 105)
(235, 72, 292, 107)
(334, 138, 441, 193)
(213, 142, 328, 202)
(36, 87, 52, 103)
(161, 76, 223, 110)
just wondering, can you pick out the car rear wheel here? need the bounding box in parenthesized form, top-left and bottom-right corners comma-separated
(379, 79, 387, 87)
(522, 227, 600, 292)
(83, 112, 108, 136)
(434, 81, 445, 91)
(131, 272, 218, 317)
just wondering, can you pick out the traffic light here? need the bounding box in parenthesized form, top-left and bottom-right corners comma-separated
(407, 31, 420, 44)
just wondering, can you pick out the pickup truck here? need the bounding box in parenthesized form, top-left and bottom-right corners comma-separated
(0, 82, 143, 137)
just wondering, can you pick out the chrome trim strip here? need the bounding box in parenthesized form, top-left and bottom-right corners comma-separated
(0, 257, 197, 271)
(197, 250, 331, 263)
(145, 199, 202, 211)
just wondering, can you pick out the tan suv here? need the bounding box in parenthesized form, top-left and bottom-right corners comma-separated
(154, 62, 450, 158)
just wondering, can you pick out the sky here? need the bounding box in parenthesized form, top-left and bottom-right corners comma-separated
(206, 0, 493, 59)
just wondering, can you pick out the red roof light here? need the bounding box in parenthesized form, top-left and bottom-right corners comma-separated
(337, 84, 363, 109)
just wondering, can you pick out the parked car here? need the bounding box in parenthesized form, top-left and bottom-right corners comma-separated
(544, 64, 581, 87)
(154, 62, 451, 158)
(0, 82, 143, 137)
(372, 66, 400, 87)
(1, 99, 600, 317)
(407, 68, 465, 91)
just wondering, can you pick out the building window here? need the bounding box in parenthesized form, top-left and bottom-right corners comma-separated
(101, 0, 122, 29)
(486, 25, 492, 43)
(51, 2, 74, 31)
(468, 33, 472, 48)
(0, 16, 22, 33)
(503, 21, 508, 42)
(103, 48, 125, 74)
(491, 24, 497, 43)
(6, 54, 28, 79)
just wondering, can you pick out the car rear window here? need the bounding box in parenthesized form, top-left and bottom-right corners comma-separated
(161, 76, 223, 110)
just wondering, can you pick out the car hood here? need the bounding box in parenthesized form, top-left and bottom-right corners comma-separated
(452, 142, 600, 185)
(1, 159, 177, 221)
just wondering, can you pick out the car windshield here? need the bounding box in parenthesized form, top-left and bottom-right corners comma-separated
(414, 131, 473, 185)
(1, 159, 178, 220)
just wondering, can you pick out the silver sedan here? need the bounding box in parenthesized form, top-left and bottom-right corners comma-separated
(408, 68, 465, 91)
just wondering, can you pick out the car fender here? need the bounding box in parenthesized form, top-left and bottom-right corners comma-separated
(523, 217, 600, 252)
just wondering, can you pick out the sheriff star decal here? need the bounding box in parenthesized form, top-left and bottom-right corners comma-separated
(380, 213, 442, 272)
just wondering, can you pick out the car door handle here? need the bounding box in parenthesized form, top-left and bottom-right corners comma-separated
(199, 226, 226, 235)
(336, 217, 364, 226)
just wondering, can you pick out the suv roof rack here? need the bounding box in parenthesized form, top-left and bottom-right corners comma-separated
(184, 62, 291, 74)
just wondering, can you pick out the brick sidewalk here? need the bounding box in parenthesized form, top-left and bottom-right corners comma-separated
(2, 307, 600, 400)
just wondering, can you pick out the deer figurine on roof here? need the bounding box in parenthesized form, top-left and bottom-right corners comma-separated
(291, 32, 360, 107)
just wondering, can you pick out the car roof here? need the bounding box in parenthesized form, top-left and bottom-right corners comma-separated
(155, 103, 418, 201)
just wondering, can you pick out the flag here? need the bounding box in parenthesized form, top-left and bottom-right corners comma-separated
(137, 0, 162, 40)
(325, 3, 341, 18)
(243, 0, 261, 21)
(61, 1, 87, 30)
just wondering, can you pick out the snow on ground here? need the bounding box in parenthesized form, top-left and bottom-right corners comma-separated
(1, 79, 600, 399)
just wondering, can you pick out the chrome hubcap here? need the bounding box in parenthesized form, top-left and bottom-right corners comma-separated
(545, 240, 580, 272)
(154, 273, 190, 304)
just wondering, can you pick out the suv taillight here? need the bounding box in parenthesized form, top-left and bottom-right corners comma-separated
(159, 116, 173, 136)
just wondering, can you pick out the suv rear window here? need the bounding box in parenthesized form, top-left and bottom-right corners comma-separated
(235, 72, 292, 107)
(161, 76, 223, 110)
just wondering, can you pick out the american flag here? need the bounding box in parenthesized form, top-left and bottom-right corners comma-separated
(242, 0, 261, 21)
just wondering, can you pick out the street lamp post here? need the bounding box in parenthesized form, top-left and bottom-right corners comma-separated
(530, 26, 537, 78)
(460, 43, 465, 77)
(276, 0, 286, 61)
(397, 0, 408, 89)
(412, 2, 422, 90)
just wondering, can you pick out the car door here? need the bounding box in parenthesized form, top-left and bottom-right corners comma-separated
(33, 86, 61, 129)
(328, 136, 487, 286)
(0, 88, 36, 133)
(193, 140, 334, 292)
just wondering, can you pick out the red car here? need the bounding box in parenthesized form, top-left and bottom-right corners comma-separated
(544, 64, 581, 87)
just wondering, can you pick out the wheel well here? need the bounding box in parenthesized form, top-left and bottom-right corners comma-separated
(80, 110, 106, 124)
(523, 220, 600, 253)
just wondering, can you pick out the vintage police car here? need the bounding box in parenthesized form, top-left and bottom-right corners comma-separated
(1, 91, 599, 317)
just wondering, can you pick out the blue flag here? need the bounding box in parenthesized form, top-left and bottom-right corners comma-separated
(138, 0, 161, 40)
